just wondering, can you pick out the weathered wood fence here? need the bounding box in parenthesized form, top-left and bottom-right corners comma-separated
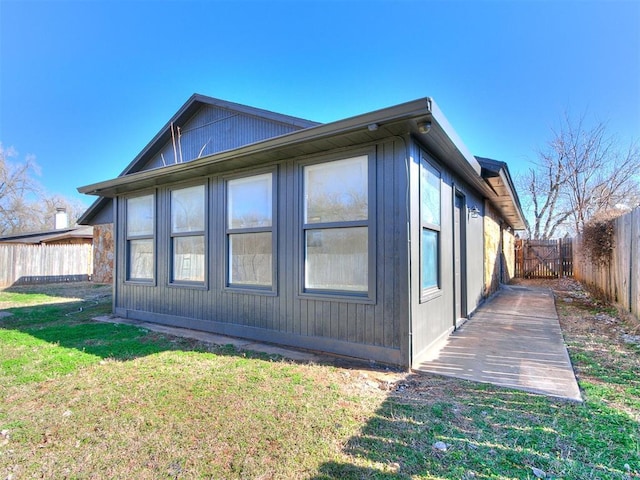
(573, 207, 640, 319)
(515, 238, 573, 278)
(0, 244, 93, 288)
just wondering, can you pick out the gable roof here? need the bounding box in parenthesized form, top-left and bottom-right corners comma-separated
(78, 96, 525, 230)
(79, 97, 483, 194)
(78, 94, 319, 225)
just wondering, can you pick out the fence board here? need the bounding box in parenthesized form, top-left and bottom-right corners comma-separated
(0, 244, 93, 288)
(573, 207, 640, 320)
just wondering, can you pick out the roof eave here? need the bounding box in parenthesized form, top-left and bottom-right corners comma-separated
(79, 98, 438, 196)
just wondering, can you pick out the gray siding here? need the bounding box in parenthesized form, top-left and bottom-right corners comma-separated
(410, 140, 487, 366)
(114, 139, 409, 366)
(142, 105, 305, 170)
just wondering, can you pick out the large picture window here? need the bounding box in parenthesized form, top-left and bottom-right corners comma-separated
(303, 155, 369, 293)
(126, 193, 155, 282)
(226, 173, 274, 288)
(170, 184, 206, 284)
(420, 157, 441, 291)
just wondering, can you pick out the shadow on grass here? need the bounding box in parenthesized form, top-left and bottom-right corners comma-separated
(2, 284, 638, 478)
(0, 287, 270, 369)
(312, 376, 640, 479)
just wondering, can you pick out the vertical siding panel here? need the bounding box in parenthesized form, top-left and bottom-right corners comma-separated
(248, 294, 256, 328)
(365, 304, 375, 345)
(330, 301, 340, 339)
(385, 140, 400, 348)
(299, 299, 308, 337)
(339, 303, 348, 341)
(283, 162, 294, 335)
(355, 303, 364, 344)
(311, 300, 320, 337)
(322, 301, 331, 338)
(346, 303, 356, 343)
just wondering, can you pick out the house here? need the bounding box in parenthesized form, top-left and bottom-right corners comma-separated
(78, 94, 525, 368)
(0, 209, 93, 246)
(0, 209, 95, 286)
(0, 225, 93, 246)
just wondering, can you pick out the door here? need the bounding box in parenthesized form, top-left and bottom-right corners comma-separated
(453, 191, 467, 326)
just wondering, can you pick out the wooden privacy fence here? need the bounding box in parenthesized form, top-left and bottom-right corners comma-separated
(573, 207, 640, 320)
(515, 238, 573, 278)
(0, 243, 93, 288)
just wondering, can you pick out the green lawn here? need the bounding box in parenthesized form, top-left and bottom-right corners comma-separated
(0, 282, 638, 479)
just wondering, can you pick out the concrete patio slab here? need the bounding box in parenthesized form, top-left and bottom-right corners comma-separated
(415, 285, 582, 401)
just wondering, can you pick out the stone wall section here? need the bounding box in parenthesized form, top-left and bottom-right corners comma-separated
(483, 201, 516, 296)
(92, 223, 114, 284)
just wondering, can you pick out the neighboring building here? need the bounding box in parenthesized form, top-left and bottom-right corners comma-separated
(0, 208, 93, 245)
(0, 226, 94, 245)
(78, 94, 525, 368)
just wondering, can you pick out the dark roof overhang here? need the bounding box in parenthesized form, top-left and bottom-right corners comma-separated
(77, 94, 320, 225)
(78, 97, 526, 232)
(80, 98, 480, 194)
(476, 156, 527, 230)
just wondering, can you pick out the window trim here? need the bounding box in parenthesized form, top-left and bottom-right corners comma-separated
(298, 149, 376, 303)
(168, 181, 208, 289)
(420, 153, 442, 301)
(124, 191, 156, 285)
(223, 167, 277, 294)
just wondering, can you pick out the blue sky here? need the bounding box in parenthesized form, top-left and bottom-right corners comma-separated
(1, 0, 639, 208)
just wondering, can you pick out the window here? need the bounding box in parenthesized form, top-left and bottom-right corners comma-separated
(126, 194, 154, 281)
(303, 155, 369, 293)
(170, 184, 206, 284)
(226, 173, 273, 288)
(420, 157, 441, 291)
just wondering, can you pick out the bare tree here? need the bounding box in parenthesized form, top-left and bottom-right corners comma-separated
(0, 143, 87, 235)
(519, 113, 640, 239)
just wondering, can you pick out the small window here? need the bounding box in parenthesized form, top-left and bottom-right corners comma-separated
(126, 194, 154, 281)
(420, 157, 441, 293)
(303, 155, 369, 294)
(226, 173, 274, 288)
(170, 184, 206, 284)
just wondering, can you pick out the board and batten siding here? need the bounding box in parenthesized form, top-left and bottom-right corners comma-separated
(114, 139, 410, 366)
(141, 105, 307, 171)
(409, 142, 486, 367)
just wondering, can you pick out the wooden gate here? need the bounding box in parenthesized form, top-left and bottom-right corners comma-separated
(515, 238, 573, 278)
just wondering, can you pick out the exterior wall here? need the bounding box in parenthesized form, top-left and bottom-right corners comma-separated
(483, 201, 517, 296)
(142, 105, 305, 171)
(465, 190, 486, 310)
(484, 202, 502, 296)
(114, 139, 410, 366)
(409, 141, 486, 366)
(502, 227, 516, 282)
(93, 223, 114, 283)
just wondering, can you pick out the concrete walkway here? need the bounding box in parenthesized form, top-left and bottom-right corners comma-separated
(415, 285, 582, 401)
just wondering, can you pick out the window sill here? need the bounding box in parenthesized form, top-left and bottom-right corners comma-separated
(168, 281, 208, 291)
(223, 285, 277, 296)
(420, 287, 443, 304)
(124, 279, 156, 286)
(298, 289, 376, 305)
